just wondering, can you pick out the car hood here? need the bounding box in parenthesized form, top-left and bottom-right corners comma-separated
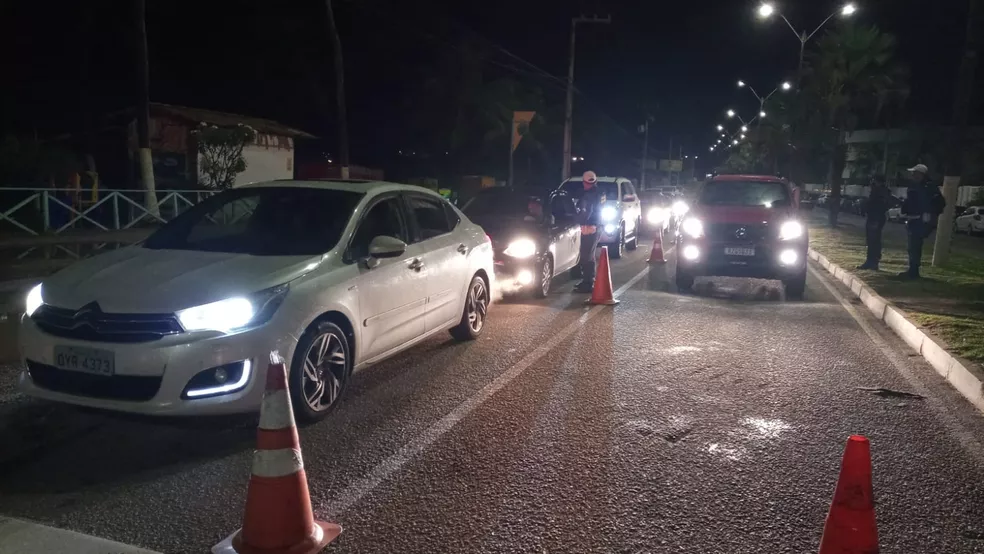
(694, 205, 794, 225)
(40, 246, 325, 313)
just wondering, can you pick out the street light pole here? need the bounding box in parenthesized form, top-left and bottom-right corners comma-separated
(757, 3, 857, 87)
(640, 119, 650, 190)
(562, 14, 610, 181)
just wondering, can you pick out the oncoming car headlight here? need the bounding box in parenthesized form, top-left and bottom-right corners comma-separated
(779, 220, 804, 240)
(672, 200, 689, 217)
(600, 205, 618, 222)
(176, 284, 288, 333)
(503, 238, 537, 259)
(681, 217, 704, 238)
(25, 283, 43, 317)
(647, 207, 668, 225)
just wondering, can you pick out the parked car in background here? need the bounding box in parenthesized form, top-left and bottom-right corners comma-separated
(955, 206, 984, 235)
(557, 176, 643, 259)
(462, 187, 581, 298)
(18, 180, 495, 422)
(887, 196, 904, 222)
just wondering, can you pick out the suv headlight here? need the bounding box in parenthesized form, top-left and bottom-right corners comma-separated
(25, 284, 43, 317)
(503, 238, 537, 259)
(600, 206, 618, 221)
(672, 200, 689, 217)
(176, 284, 288, 333)
(681, 217, 704, 238)
(779, 220, 804, 240)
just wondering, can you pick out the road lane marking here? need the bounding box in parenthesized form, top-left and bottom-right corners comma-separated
(809, 265, 984, 463)
(0, 516, 161, 554)
(325, 264, 651, 517)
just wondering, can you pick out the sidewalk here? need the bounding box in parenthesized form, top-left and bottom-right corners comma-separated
(808, 212, 984, 365)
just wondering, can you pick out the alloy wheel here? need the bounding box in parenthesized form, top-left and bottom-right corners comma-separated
(466, 278, 489, 333)
(540, 258, 553, 297)
(301, 331, 347, 412)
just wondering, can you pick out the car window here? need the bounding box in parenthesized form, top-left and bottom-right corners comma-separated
(549, 193, 577, 219)
(144, 187, 363, 255)
(623, 183, 636, 199)
(349, 197, 408, 260)
(407, 195, 452, 241)
(444, 201, 461, 229)
(699, 180, 790, 208)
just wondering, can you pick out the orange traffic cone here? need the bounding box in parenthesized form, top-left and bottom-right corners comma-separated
(818, 435, 878, 554)
(647, 230, 665, 264)
(213, 355, 342, 554)
(587, 246, 619, 305)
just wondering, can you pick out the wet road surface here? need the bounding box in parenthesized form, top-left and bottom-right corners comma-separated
(1, 239, 984, 553)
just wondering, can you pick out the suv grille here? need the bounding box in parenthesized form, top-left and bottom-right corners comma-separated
(705, 223, 770, 242)
(27, 360, 162, 401)
(32, 304, 182, 343)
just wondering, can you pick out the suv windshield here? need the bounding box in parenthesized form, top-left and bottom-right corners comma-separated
(699, 180, 790, 208)
(462, 189, 536, 220)
(144, 187, 364, 255)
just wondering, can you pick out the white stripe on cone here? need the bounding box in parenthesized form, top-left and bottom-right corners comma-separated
(258, 389, 294, 430)
(252, 448, 304, 478)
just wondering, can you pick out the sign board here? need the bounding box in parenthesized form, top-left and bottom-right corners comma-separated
(659, 159, 684, 172)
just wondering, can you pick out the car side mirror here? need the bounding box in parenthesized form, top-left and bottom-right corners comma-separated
(361, 235, 406, 269)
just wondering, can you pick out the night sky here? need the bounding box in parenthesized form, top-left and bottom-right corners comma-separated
(1, 0, 977, 178)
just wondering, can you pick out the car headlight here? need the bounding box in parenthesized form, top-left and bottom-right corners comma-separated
(647, 207, 668, 225)
(779, 220, 804, 240)
(681, 217, 704, 238)
(503, 238, 537, 259)
(672, 200, 689, 217)
(600, 206, 618, 221)
(25, 283, 43, 317)
(176, 284, 288, 333)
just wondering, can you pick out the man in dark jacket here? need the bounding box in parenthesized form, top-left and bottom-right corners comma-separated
(899, 164, 940, 279)
(575, 170, 605, 292)
(857, 174, 890, 270)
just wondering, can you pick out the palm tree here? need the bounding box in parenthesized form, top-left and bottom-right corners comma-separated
(803, 24, 909, 226)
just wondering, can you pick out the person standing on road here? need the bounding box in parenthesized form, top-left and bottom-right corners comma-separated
(899, 164, 944, 279)
(857, 174, 890, 271)
(575, 170, 605, 293)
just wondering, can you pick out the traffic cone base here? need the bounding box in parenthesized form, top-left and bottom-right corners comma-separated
(587, 246, 619, 305)
(213, 521, 341, 554)
(818, 435, 878, 554)
(647, 230, 665, 264)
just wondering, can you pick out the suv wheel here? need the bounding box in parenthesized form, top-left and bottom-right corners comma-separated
(609, 226, 624, 259)
(675, 268, 695, 293)
(626, 219, 640, 251)
(784, 270, 807, 300)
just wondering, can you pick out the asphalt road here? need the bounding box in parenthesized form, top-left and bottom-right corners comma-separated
(2, 239, 984, 553)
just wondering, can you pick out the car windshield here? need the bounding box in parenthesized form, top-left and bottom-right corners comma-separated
(144, 186, 364, 255)
(699, 180, 790, 207)
(462, 189, 538, 220)
(560, 180, 618, 202)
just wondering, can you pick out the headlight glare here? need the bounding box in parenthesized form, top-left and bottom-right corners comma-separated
(25, 284, 43, 317)
(177, 297, 254, 333)
(647, 207, 668, 225)
(504, 238, 537, 258)
(672, 200, 689, 217)
(779, 220, 804, 240)
(682, 217, 704, 238)
(600, 206, 618, 221)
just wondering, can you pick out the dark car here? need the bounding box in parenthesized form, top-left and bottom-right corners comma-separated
(462, 187, 581, 298)
(675, 174, 808, 299)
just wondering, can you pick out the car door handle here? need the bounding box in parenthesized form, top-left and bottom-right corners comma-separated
(457, 244, 468, 255)
(408, 259, 424, 271)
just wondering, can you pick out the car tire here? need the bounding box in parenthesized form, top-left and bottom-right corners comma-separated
(784, 270, 807, 300)
(289, 320, 351, 423)
(626, 219, 640, 250)
(675, 268, 695, 293)
(450, 274, 490, 341)
(609, 226, 624, 259)
(533, 256, 553, 298)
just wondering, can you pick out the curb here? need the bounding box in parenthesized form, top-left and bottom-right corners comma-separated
(809, 248, 984, 413)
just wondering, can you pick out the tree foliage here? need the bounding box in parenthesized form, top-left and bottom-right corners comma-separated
(194, 123, 256, 189)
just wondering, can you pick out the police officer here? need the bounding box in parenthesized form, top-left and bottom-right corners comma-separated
(857, 174, 890, 271)
(899, 164, 938, 279)
(575, 171, 605, 292)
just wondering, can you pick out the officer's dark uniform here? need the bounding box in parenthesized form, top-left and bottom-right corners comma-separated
(900, 175, 934, 278)
(575, 185, 603, 292)
(859, 177, 890, 270)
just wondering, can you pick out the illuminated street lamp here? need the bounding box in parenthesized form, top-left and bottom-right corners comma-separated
(757, 2, 858, 84)
(733, 139, 739, 145)
(740, 134, 746, 139)
(726, 109, 736, 118)
(737, 80, 746, 88)
(741, 125, 748, 132)
(717, 124, 724, 131)
(760, 110, 767, 118)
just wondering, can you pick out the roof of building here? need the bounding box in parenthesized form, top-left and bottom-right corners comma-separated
(149, 103, 316, 138)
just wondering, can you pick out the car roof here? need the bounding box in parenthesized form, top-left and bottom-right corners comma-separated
(563, 176, 628, 184)
(709, 174, 785, 183)
(238, 179, 444, 198)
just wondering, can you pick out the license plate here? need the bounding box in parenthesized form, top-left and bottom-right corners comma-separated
(725, 247, 755, 257)
(53, 346, 115, 376)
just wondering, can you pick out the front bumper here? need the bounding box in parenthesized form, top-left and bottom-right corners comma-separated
(493, 256, 541, 291)
(17, 315, 298, 416)
(677, 239, 807, 279)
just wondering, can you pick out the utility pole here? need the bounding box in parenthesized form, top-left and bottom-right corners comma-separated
(562, 14, 610, 181)
(134, 0, 159, 217)
(326, 0, 350, 179)
(933, 0, 982, 266)
(639, 119, 650, 190)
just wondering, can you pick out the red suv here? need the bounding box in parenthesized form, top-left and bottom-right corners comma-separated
(675, 174, 808, 298)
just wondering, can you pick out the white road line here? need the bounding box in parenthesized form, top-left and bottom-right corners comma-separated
(325, 264, 651, 517)
(0, 516, 161, 554)
(809, 265, 984, 463)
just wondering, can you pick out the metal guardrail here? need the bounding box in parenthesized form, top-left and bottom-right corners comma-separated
(0, 188, 217, 237)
